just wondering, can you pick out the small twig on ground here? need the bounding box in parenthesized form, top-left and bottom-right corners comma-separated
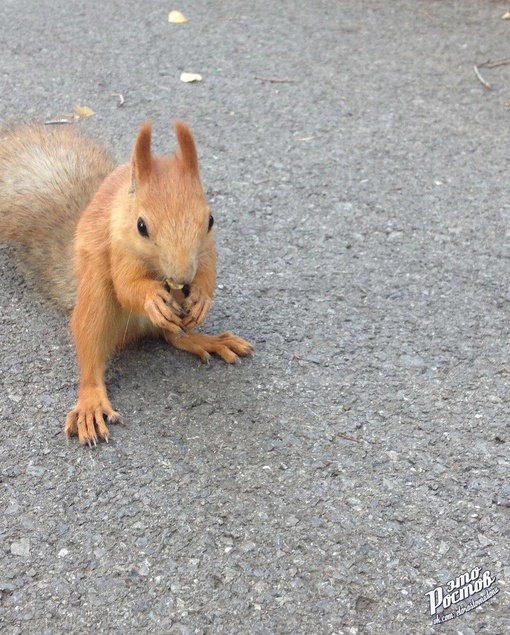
(414, 9, 435, 20)
(335, 431, 361, 443)
(479, 58, 510, 69)
(254, 76, 295, 84)
(473, 65, 492, 90)
(301, 401, 362, 443)
(44, 118, 75, 125)
(111, 92, 125, 107)
(292, 354, 320, 365)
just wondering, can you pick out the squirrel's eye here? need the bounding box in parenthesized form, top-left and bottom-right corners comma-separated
(208, 214, 214, 232)
(137, 217, 149, 238)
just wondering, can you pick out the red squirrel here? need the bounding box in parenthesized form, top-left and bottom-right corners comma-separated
(0, 120, 253, 445)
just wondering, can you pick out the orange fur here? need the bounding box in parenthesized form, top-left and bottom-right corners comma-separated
(0, 120, 254, 445)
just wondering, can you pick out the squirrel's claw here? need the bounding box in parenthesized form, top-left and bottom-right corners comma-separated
(65, 399, 122, 446)
(182, 287, 213, 327)
(165, 330, 254, 365)
(145, 288, 185, 334)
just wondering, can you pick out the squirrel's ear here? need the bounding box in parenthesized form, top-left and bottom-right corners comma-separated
(174, 119, 199, 177)
(130, 121, 152, 193)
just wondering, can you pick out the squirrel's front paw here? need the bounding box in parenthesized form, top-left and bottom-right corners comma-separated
(183, 286, 213, 328)
(144, 287, 186, 335)
(65, 396, 122, 446)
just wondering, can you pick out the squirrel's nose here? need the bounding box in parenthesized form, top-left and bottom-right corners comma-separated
(162, 260, 197, 289)
(163, 257, 197, 288)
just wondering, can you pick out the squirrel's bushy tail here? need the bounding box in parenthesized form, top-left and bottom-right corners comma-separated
(0, 124, 116, 310)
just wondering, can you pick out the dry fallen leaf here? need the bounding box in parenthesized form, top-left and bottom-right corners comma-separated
(503, 12, 510, 20)
(168, 10, 187, 23)
(74, 104, 96, 118)
(180, 72, 203, 83)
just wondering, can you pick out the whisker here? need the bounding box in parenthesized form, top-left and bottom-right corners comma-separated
(123, 312, 132, 345)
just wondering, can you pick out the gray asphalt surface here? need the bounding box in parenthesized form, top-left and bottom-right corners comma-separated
(1, 1, 509, 634)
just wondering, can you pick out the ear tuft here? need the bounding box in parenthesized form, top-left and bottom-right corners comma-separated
(131, 120, 152, 192)
(174, 119, 199, 176)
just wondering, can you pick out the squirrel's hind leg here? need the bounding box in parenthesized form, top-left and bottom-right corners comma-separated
(164, 330, 254, 365)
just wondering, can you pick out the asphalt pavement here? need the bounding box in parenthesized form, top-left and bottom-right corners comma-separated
(0, 1, 509, 634)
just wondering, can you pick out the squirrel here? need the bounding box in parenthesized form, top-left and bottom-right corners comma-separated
(0, 120, 253, 445)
